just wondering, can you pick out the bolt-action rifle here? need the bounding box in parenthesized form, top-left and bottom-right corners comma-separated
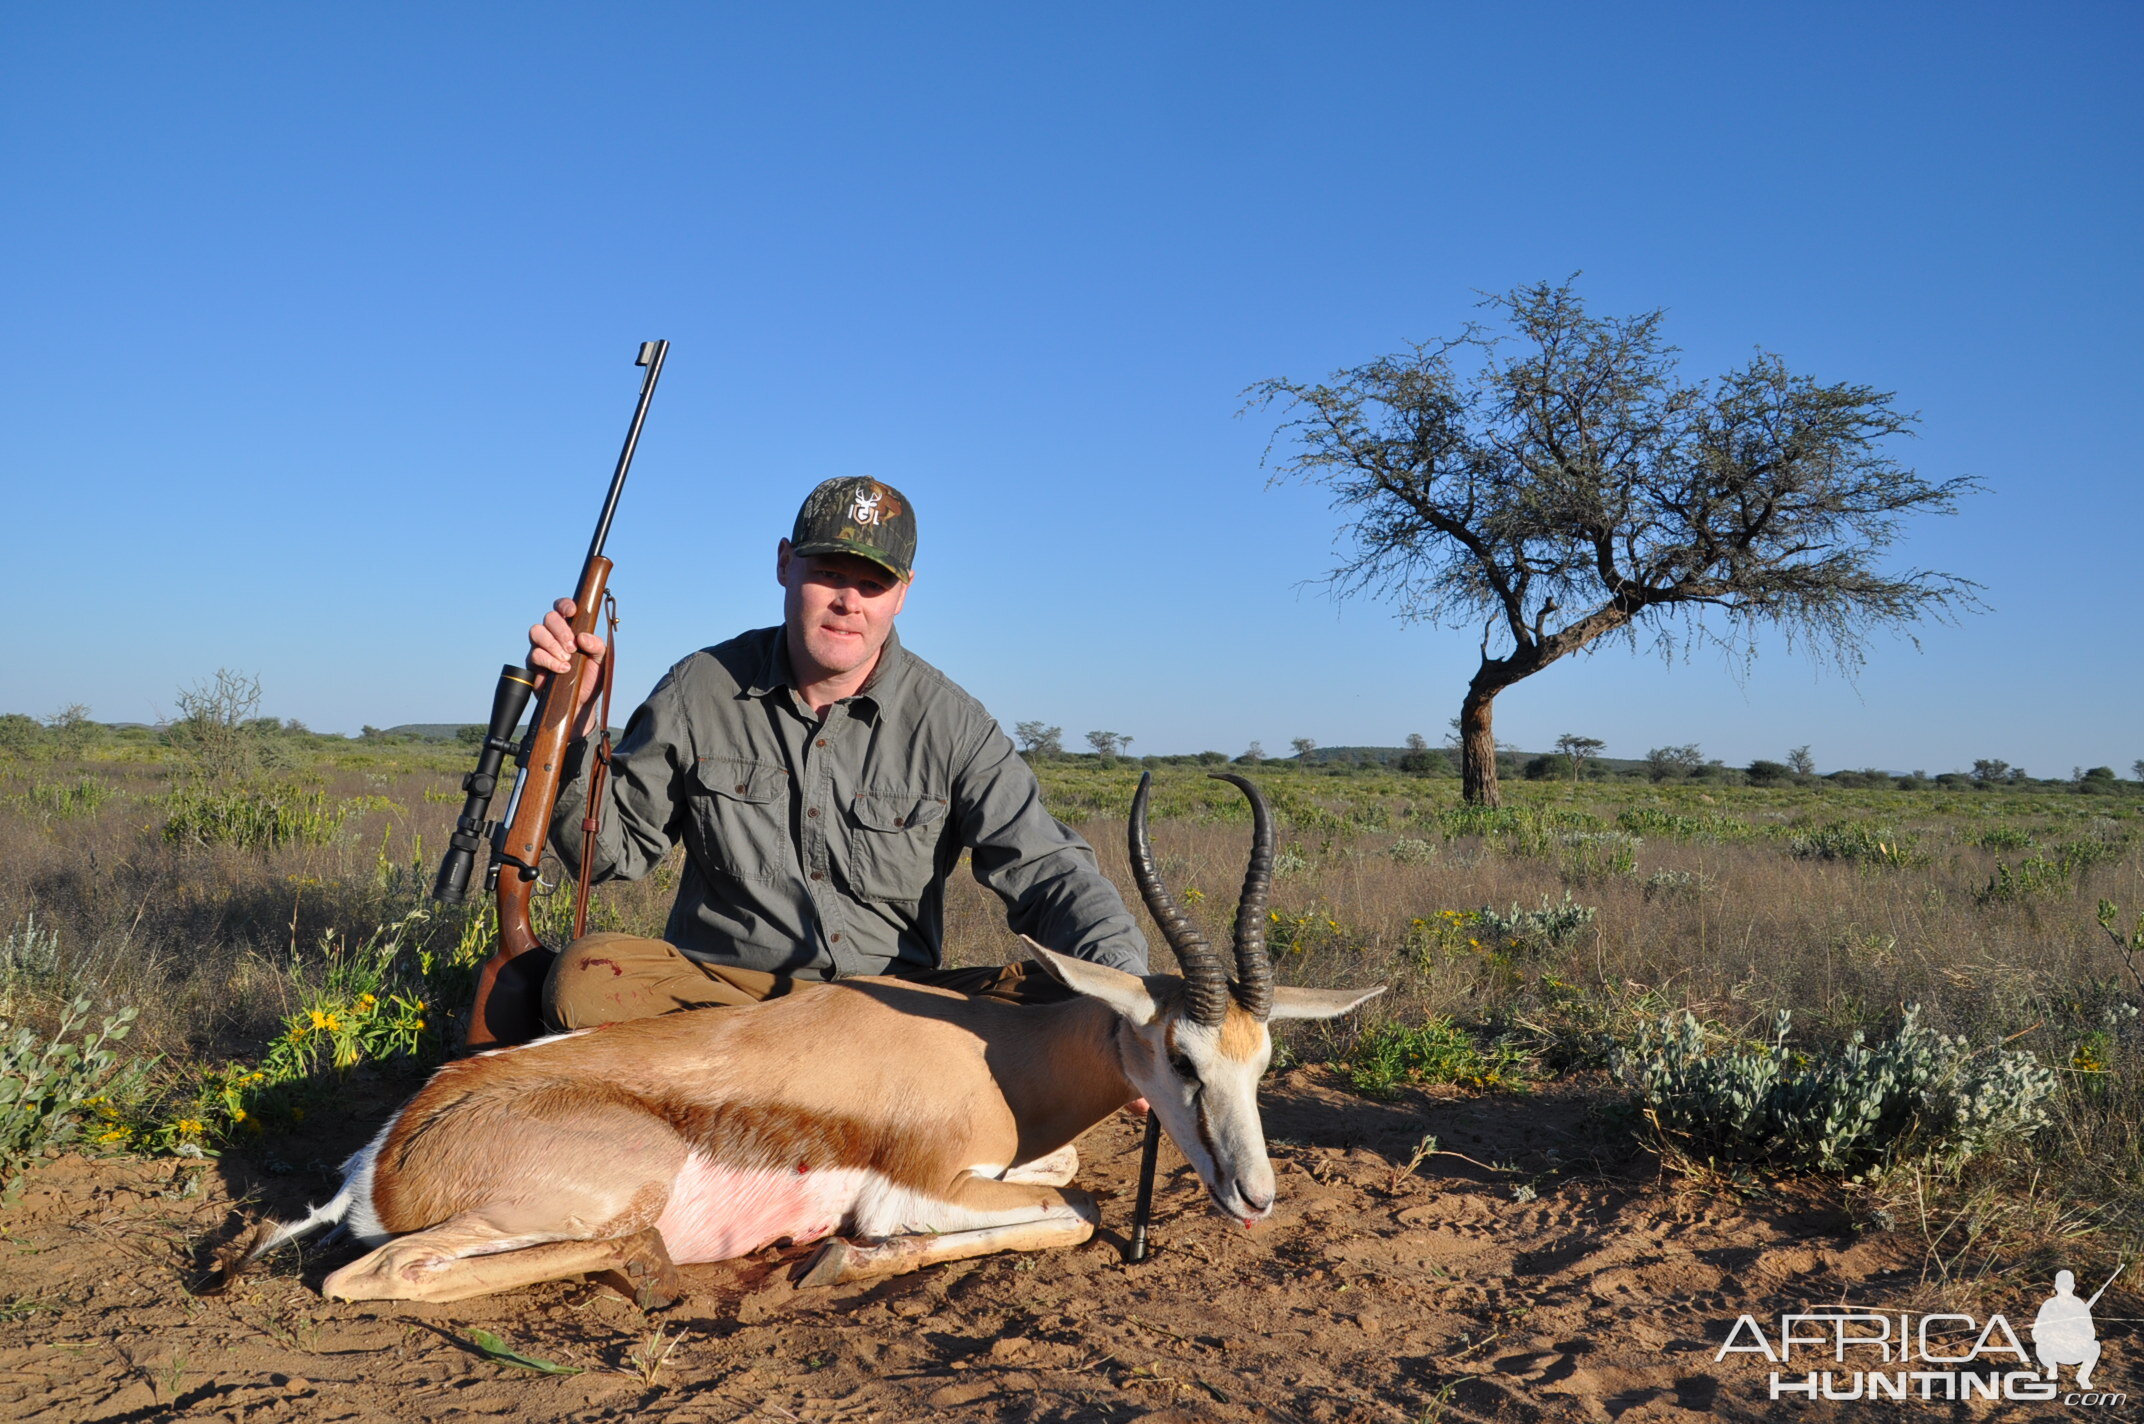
(434, 340, 668, 1051)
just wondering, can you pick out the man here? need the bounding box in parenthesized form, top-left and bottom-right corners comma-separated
(520, 476, 1149, 1030)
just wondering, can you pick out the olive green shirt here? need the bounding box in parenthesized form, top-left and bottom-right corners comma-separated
(550, 626, 1148, 980)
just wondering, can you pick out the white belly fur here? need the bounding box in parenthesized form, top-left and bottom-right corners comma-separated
(652, 1153, 1064, 1264)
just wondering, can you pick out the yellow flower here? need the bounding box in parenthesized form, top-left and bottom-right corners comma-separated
(413, 1019, 426, 1031)
(97, 1127, 131, 1143)
(176, 1118, 206, 1137)
(358, 992, 377, 1008)
(231, 1107, 246, 1122)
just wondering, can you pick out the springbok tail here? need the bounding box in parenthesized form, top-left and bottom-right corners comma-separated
(200, 1183, 358, 1295)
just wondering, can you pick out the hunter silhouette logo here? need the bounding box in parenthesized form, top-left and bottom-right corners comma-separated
(2036, 1267, 2121, 1391)
(849, 486, 885, 526)
(1716, 1264, 2127, 1406)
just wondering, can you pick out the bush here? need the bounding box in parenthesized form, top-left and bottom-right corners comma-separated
(1611, 1005, 2055, 1177)
(0, 915, 63, 997)
(1388, 837, 1437, 865)
(0, 997, 148, 1192)
(1347, 1016, 1528, 1096)
(1789, 823, 1921, 866)
(1616, 807, 1713, 841)
(1641, 869, 1706, 902)
(1557, 829, 1639, 880)
(1475, 892, 1597, 954)
(162, 784, 355, 852)
(14, 776, 116, 820)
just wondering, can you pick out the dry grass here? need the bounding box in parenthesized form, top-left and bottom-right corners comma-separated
(2, 745, 2140, 1270)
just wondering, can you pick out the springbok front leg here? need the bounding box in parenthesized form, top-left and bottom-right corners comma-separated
(325, 1220, 682, 1306)
(1000, 1143, 1079, 1186)
(799, 1174, 1097, 1288)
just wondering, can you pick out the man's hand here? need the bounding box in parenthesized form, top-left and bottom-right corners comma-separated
(528, 597, 608, 741)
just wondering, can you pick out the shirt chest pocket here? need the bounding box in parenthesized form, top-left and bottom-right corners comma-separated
(845, 791, 950, 903)
(691, 758, 789, 883)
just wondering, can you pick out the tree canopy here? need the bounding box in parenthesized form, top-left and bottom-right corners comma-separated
(1251, 280, 1980, 805)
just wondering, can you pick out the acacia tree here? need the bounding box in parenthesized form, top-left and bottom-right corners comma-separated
(1553, 732, 1604, 782)
(1014, 721, 1064, 758)
(1252, 281, 1980, 806)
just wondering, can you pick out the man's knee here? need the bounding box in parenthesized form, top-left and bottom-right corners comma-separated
(543, 933, 696, 1031)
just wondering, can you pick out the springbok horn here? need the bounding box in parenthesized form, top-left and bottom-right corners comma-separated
(1127, 772, 1230, 1026)
(1210, 773, 1275, 1020)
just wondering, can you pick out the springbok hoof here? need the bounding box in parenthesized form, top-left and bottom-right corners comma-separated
(624, 1256, 682, 1311)
(796, 1239, 854, 1289)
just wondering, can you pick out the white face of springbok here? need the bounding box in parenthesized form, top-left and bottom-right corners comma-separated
(1030, 945, 1381, 1225)
(1033, 771, 1384, 1226)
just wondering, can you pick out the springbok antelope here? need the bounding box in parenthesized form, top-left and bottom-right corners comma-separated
(225, 773, 1381, 1304)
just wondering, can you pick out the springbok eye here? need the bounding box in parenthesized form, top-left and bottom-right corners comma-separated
(1168, 1052, 1198, 1082)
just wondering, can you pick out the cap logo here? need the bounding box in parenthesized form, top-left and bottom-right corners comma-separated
(849, 487, 885, 527)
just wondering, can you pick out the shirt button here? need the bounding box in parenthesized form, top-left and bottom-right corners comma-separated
(735, 784, 747, 793)
(893, 817, 905, 827)
(829, 932, 841, 943)
(816, 738, 827, 748)
(810, 871, 824, 881)
(807, 807, 820, 818)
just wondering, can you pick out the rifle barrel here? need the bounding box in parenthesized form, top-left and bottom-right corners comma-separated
(586, 339, 668, 565)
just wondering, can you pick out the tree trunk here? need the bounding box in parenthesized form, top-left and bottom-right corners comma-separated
(1459, 686, 1501, 807)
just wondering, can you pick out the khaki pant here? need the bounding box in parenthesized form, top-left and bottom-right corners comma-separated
(541, 931, 1072, 1032)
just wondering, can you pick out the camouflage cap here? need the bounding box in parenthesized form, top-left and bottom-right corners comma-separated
(789, 477, 917, 581)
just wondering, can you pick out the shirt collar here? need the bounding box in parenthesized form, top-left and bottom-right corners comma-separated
(744, 625, 906, 714)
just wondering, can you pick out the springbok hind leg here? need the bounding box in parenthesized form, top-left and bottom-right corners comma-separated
(799, 1176, 1098, 1288)
(325, 1221, 681, 1306)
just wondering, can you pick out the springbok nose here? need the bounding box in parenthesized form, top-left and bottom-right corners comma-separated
(1242, 1187, 1274, 1213)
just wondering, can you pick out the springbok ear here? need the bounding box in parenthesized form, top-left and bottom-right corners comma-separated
(1269, 984, 1386, 1020)
(1021, 938, 1162, 1025)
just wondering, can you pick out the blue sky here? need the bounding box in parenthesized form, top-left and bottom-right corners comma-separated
(5, 3, 2138, 775)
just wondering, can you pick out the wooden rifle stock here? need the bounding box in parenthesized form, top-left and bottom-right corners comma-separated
(455, 341, 667, 1052)
(463, 555, 612, 1050)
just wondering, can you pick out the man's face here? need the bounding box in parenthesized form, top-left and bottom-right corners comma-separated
(776, 540, 910, 684)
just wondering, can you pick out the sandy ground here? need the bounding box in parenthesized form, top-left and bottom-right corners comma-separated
(0, 1069, 2119, 1423)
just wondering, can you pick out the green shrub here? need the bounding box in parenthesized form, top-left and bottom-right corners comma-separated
(1969, 825, 2034, 851)
(162, 783, 353, 851)
(149, 908, 482, 1151)
(1616, 807, 1715, 841)
(2053, 835, 2127, 872)
(1558, 829, 1639, 880)
(1437, 804, 1521, 839)
(1611, 1005, 2055, 1177)
(1976, 854, 2075, 905)
(1347, 1016, 1528, 1096)
(1388, 837, 1437, 865)
(14, 777, 116, 820)
(1641, 869, 1706, 902)
(0, 997, 149, 1192)
(1789, 823, 1921, 866)
(0, 915, 62, 993)
(1475, 892, 1597, 954)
